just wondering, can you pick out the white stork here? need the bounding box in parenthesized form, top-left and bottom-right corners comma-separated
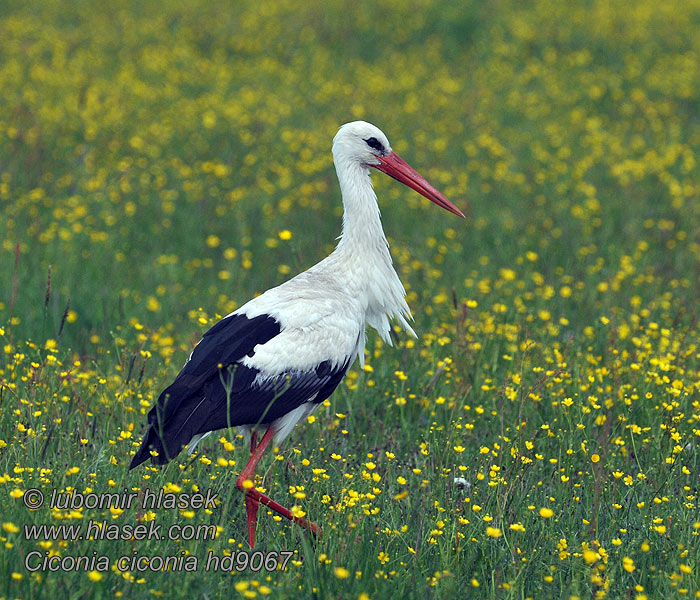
(130, 121, 465, 547)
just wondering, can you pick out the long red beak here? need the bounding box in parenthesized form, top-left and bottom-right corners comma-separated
(371, 152, 465, 218)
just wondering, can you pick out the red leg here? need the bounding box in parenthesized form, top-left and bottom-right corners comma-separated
(244, 431, 259, 547)
(236, 426, 321, 547)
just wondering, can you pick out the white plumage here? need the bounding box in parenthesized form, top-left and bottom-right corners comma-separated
(242, 122, 416, 367)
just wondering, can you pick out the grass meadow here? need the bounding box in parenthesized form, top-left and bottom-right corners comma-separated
(1, 0, 700, 598)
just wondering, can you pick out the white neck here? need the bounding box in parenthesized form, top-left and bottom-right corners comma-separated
(334, 157, 389, 255)
(327, 156, 416, 345)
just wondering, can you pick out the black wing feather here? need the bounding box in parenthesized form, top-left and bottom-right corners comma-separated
(129, 313, 350, 468)
(192, 357, 351, 435)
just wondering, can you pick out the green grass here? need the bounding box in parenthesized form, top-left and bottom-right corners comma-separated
(1, 0, 699, 598)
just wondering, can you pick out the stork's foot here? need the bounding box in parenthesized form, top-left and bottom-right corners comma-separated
(236, 477, 322, 545)
(235, 427, 321, 547)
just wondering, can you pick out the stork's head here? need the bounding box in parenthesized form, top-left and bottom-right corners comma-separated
(332, 121, 465, 218)
(332, 121, 393, 166)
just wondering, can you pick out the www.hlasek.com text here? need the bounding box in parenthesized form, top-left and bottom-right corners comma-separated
(24, 519, 218, 543)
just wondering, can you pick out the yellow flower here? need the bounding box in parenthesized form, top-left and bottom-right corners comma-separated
(486, 526, 502, 538)
(290, 505, 306, 519)
(146, 296, 161, 312)
(334, 567, 350, 579)
(87, 571, 103, 582)
(539, 507, 554, 518)
(278, 230, 292, 240)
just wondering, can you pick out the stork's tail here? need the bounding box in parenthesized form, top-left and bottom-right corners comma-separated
(129, 424, 176, 469)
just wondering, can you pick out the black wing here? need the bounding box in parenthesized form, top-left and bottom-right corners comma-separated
(129, 313, 350, 468)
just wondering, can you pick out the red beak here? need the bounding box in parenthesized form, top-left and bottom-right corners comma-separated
(371, 152, 465, 218)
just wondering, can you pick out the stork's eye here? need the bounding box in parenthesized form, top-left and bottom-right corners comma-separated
(364, 137, 385, 153)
